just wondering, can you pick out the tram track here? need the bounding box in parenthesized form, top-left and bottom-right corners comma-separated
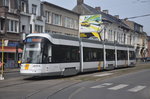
(0, 75, 81, 99)
(46, 81, 81, 99)
(0, 77, 33, 89)
(23, 80, 81, 99)
(0, 76, 64, 88)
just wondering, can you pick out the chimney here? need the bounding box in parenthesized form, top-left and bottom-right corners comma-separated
(114, 15, 119, 19)
(95, 7, 101, 11)
(77, 0, 84, 5)
(103, 10, 109, 14)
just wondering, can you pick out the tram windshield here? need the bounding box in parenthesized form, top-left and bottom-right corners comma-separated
(22, 37, 43, 64)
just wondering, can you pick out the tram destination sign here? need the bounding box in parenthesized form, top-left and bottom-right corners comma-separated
(25, 37, 42, 43)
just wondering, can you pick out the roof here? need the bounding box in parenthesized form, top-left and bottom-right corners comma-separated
(73, 3, 130, 29)
(42, 1, 80, 15)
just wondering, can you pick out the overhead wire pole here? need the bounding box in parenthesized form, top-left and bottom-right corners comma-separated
(0, 40, 4, 80)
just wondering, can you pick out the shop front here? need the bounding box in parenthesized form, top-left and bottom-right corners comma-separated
(0, 41, 23, 68)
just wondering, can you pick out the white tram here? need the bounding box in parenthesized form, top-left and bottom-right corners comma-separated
(20, 33, 136, 76)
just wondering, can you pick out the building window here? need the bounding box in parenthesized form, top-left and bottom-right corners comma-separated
(9, 20, 18, 32)
(15, 21, 17, 32)
(52, 13, 61, 25)
(45, 11, 51, 23)
(65, 17, 73, 28)
(45, 30, 51, 33)
(32, 4, 37, 15)
(11, 20, 13, 31)
(65, 17, 71, 28)
(64, 17, 78, 29)
(0, 19, 4, 30)
(30, 24, 32, 33)
(74, 20, 78, 29)
(21, 1, 26, 12)
(35, 25, 43, 33)
(108, 29, 112, 41)
(3, 0, 9, 7)
(22, 25, 25, 33)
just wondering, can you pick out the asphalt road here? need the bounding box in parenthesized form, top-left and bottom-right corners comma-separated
(0, 63, 150, 99)
(50, 69, 150, 99)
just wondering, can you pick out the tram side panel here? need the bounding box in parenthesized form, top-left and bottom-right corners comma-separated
(128, 50, 136, 66)
(105, 48, 116, 70)
(116, 49, 128, 68)
(51, 41, 80, 76)
(81, 41, 104, 72)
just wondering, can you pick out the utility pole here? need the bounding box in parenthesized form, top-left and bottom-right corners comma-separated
(0, 6, 8, 80)
(0, 39, 4, 80)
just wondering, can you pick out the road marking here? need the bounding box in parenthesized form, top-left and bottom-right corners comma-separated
(102, 83, 113, 86)
(69, 87, 85, 99)
(128, 86, 146, 92)
(94, 73, 113, 77)
(91, 83, 113, 88)
(108, 84, 128, 90)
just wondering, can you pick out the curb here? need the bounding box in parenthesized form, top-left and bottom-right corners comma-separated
(3, 68, 20, 73)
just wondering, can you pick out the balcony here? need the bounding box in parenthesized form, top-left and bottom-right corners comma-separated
(31, 14, 45, 22)
(9, 9, 20, 15)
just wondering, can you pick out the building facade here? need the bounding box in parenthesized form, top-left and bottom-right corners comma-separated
(0, 0, 22, 68)
(73, 0, 131, 45)
(28, 0, 45, 33)
(42, 1, 79, 36)
(20, 0, 30, 40)
(0, 0, 148, 68)
(73, 0, 148, 60)
(123, 20, 148, 59)
(147, 36, 150, 57)
(0, 0, 80, 68)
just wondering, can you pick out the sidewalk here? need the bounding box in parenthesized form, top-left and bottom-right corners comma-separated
(3, 68, 20, 73)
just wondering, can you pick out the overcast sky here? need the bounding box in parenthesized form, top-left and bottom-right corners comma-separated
(44, 0, 150, 36)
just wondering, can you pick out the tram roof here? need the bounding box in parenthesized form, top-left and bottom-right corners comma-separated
(26, 33, 134, 48)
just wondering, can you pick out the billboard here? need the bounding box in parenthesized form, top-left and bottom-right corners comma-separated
(79, 14, 103, 40)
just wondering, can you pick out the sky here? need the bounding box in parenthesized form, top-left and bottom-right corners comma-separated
(44, 0, 150, 36)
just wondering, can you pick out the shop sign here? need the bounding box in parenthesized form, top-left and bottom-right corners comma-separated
(0, 42, 19, 47)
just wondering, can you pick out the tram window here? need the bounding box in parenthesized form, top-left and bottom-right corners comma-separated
(83, 47, 103, 62)
(129, 51, 135, 60)
(52, 45, 79, 63)
(42, 39, 51, 63)
(106, 49, 115, 61)
(117, 50, 128, 60)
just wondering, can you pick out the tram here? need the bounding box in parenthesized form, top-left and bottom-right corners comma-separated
(20, 33, 136, 76)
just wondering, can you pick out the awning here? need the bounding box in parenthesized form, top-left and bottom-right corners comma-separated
(0, 46, 23, 53)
